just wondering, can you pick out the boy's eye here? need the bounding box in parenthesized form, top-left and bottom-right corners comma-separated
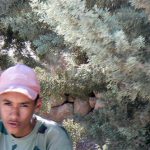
(20, 104, 29, 107)
(4, 102, 12, 106)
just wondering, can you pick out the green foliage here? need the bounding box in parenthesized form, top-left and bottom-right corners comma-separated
(33, 33, 65, 56)
(35, 67, 51, 113)
(1, 13, 43, 41)
(0, 53, 15, 69)
(116, 7, 150, 42)
(0, 0, 18, 16)
(29, 0, 150, 101)
(45, 62, 105, 99)
(84, 102, 150, 150)
(63, 119, 87, 150)
(130, 0, 150, 20)
(86, 0, 129, 10)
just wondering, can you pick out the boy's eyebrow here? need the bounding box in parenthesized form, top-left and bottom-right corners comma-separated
(2, 99, 32, 105)
(20, 101, 32, 105)
(2, 99, 12, 102)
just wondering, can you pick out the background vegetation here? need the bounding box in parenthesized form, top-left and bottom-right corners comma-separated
(0, 0, 150, 149)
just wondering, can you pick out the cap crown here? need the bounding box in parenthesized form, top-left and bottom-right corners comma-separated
(0, 64, 40, 100)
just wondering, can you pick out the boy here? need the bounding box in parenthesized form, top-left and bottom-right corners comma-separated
(0, 64, 72, 150)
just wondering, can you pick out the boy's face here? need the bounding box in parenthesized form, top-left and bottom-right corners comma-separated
(0, 92, 41, 138)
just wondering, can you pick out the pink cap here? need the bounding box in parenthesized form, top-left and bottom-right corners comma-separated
(0, 64, 40, 100)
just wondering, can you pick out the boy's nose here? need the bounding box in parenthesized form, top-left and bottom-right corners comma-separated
(10, 107, 20, 120)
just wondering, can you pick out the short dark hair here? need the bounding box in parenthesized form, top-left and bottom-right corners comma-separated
(34, 94, 40, 104)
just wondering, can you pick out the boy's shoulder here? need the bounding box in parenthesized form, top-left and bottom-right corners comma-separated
(0, 120, 8, 135)
(36, 115, 59, 129)
(35, 115, 73, 149)
(36, 115, 58, 126)
(36, 115, 70, 138)
(36, 115, 64, 133)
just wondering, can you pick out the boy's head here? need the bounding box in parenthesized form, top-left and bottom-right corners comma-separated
(0, 64, 40, 100)
(0, 64, 41, 137)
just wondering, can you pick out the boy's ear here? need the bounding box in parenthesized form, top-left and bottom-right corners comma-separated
(35, 99, 42, 112)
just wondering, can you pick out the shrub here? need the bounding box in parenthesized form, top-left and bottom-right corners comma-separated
(63, 119, 87, 150)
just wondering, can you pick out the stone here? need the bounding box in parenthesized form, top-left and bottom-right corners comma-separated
(74, 98, 92, 116)
(48, 103, 74, 122)
(50, 96, 66, 107)
(94, 99, 105, 110)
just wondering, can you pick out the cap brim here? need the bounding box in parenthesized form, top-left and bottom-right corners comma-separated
(0, 85, 38, 100)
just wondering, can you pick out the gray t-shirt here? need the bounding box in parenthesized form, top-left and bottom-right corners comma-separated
(0, 115, 73, 150)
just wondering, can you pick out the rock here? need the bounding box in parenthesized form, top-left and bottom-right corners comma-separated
(50, 96, 66, 107)
(48, 103, 74, 122)
(74, 98, 92, 116)
(94, 99, 105, 110)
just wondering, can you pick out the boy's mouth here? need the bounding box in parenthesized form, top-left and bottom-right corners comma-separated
(8, 121, 21, 128)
